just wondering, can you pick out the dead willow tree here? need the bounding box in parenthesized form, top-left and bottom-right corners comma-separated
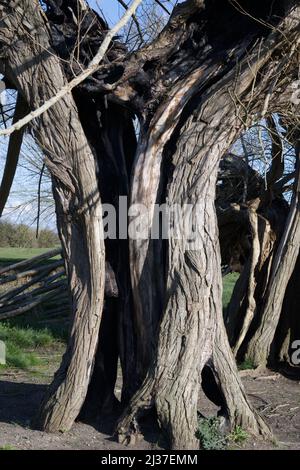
(0, 0, 299, 449)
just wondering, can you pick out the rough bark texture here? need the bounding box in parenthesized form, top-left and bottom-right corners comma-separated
(0, 0, 299, 450)
(117, 28, 287, 446)
(0, 0, 105, 432)
(275, 253, 300, 373)
(232, 199, 260, 356)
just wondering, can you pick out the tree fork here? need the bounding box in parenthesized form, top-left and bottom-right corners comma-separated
(116, 33, 288, 446)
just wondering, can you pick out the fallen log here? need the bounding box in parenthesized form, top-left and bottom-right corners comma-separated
(0, 247, 62, 275)
(0, 265, 65, 303)
(0, 288, 66, 321)
(0, 259, 64, 286)
(0, 278, 66, 309)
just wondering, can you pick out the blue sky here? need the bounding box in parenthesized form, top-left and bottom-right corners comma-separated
(87, 1, 181, 25)
(87, 0, 121, 25)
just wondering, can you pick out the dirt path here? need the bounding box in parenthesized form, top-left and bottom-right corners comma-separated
(0, 354, 299, 450)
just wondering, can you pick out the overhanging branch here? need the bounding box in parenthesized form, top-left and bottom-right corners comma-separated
(0, 0, 143, 138)
(0, 93, 28, 217)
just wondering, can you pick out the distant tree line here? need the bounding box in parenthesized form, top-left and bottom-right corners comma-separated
(0, 221, 59, 248)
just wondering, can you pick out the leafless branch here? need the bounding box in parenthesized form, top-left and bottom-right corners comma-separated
(0, 0, 144, 138)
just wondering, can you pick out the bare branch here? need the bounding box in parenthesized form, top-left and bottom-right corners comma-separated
(0, 93, 29, 216)
(0, 0, 143, 137)
(117, 0, 144, 44)
(154, 0, 170, 15)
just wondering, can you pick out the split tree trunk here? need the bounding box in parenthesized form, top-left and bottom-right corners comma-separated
(0, 0, 105, 432)
(117, 39, 279, 447)
(1, 0, 298, 447)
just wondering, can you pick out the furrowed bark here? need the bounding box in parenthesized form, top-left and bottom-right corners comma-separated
(130, 67, 208, 380)
(275, 253, 300, 371)
(230, 213, 276, 357)
(0, 0, 105, 432)
(0, 0, 298, 448)
(117, 33, 285, 446)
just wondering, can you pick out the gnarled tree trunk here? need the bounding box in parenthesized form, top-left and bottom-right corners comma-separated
(1, 0, 299, 449)
(0, 0, 105, 432)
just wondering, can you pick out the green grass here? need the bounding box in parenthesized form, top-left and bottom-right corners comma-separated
(0, 246, 69, 353)
(0, 444, 16, 450)
(0, 247, 60, 267)
(0, 248, 240, 372)
(238, 358, 255, 370)
(196, 416, 248, 450)
(0, 322, 59, 369)
(222, 272, 239, 310)
(228, 425, 248, 445)
(196, 416, 227, 450)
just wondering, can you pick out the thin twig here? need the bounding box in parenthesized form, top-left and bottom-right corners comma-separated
(117, 0, 144, 45)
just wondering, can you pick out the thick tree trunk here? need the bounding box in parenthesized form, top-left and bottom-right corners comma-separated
(129, 68, 206, 382)
(117, 42, 278, 447)
(1, 0, 298, 448)
(0, 0, 105, 432)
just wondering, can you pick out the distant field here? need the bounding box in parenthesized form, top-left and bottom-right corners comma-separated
(0, 247, 60, 266)
(0, 246, 238, 370)
(0, 245, 67, 370)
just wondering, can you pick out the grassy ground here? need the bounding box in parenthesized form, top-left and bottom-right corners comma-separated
(0, 323, 56, 369)
(0, 247, 60, 267)
(0, 247, 67, 370)
(0, 248, 239, 371)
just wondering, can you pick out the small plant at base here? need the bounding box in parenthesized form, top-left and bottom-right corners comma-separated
(238, 358, 255, 370)
(196, 416, 227, 450)
(228, 425, 248, 444)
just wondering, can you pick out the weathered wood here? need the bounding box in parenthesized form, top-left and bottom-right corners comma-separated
(0, 259, 64, 286)
(0, 0, 105, 433)
(0, 0, 298, 449)
(0, 288, 65, 321)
